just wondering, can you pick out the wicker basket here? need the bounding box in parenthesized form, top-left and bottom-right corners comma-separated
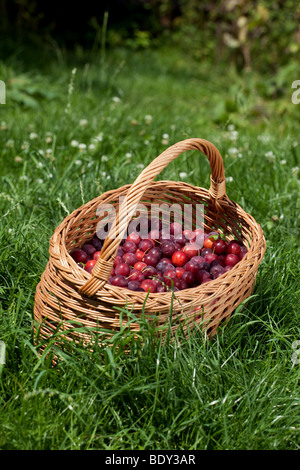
(34, 138, 266, 346)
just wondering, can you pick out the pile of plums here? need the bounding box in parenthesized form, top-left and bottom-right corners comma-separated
(70, 220, 248, 293)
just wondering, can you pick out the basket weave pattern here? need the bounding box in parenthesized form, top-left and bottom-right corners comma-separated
(34, 138, 266, 342)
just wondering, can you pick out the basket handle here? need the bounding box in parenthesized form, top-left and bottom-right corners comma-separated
(79, 138, 226, 296)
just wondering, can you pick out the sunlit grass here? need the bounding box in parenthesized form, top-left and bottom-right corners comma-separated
(0, 44, 299, 450)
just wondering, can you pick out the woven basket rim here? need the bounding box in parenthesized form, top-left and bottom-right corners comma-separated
(50, 179, 265, 301)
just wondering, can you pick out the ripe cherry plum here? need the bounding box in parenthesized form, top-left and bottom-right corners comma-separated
(123, 240, 137, 253)
(115, 263, 130, 277)
(71, 249, 89, 264)
(141, 279, 156, 293)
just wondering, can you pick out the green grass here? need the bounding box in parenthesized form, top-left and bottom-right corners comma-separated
(0, 43, 299, 450)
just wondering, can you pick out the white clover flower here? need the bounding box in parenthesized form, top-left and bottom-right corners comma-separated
(162, 133, 169, 139)
(179, 172, 187, 179)
(144, 114, 152, 124)
(161, 139, 169, 145)
(87, 161, 94, 168)
(101, 155, 108, 162)
(144, 139, 150, 145)
(125, 152, 132, 158)
(292, 166, 299, 176)
(75, 160, 82, 165)
(227, 124, 235, 131)
(36, 162, 43, 168)
(112, 96, 121, 103)
(48, 173, 53, 178)
(37, 178, 44, 184)
(21, 141, 29, 150)
(280, 159, 287, 165)
(93, 133, 103, 142)
(237, 153, 243, 158)
(29, 132, 38, 140)
(265, 151, 275, 161)
(6, 139, 14, 148)
(228, 147, 238, 155)
(136, 164, 144, 169)
(258, 135, 271, 142)
(228, 130, 238, 140)
(88, 143, 96, 151)
(79, 143, 87, 151)
(20, 175, 28, 181)
(45, 136, 52, 144)
(14, 156, 22, 163)
(226, 176, 234, 182)
(71, 140, 79, 147)
(1, 121, 7, 130)
(79, 119, 88, 128)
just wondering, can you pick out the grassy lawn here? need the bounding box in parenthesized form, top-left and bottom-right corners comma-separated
(0, 42, 299, 450)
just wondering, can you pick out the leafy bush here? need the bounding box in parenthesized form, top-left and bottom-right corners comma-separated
(1, 1, 299, 71)
(163, 0, 300, 72)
